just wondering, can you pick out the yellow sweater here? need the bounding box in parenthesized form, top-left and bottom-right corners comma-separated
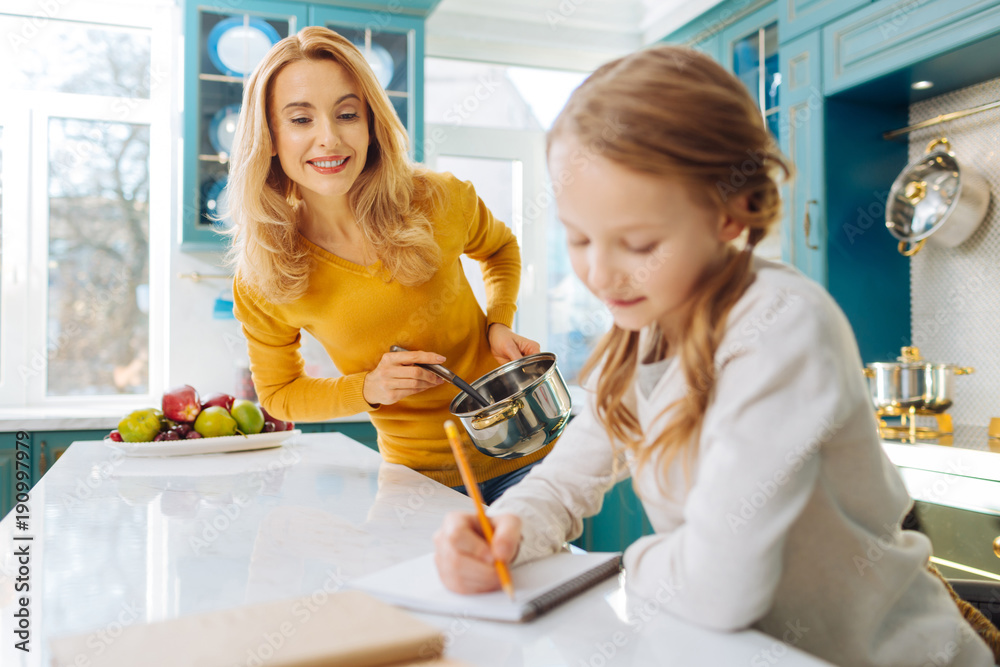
(232, 172, 552, 487)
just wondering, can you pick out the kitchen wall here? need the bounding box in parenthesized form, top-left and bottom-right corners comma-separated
(168, 250, 338, 401)
(909, 76, 1000, 428)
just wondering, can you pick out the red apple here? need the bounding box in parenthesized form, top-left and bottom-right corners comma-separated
(162, 384, 201, 423)
(259, 404, 287, 432)
(201, 392, 235, 412)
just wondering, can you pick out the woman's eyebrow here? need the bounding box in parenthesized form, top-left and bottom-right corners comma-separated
(281, 93, 360, 112)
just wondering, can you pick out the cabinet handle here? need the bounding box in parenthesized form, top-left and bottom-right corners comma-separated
(994, 536, 1000, 559)
(803, 199, 820, 250)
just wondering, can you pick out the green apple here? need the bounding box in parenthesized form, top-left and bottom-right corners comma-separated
(193, 406, 238, 438)
(230, 399, 265, 435)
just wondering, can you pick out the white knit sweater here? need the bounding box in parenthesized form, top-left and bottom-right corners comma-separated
(491, 258, 993, 667)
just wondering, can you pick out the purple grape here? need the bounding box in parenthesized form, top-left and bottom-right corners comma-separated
(185, 431, 203, 439)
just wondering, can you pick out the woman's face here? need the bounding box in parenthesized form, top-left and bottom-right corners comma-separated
(549, 136, 743, 337)
(269, 58, 370, 202)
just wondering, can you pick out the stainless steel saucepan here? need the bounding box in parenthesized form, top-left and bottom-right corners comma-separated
(863, 346, 974, 414)
(450, 353, 572, 459)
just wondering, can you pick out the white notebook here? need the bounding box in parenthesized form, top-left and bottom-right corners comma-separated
(349, 551, 622, 623)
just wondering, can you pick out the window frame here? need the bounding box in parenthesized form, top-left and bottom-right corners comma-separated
(0, 4, 172, 409)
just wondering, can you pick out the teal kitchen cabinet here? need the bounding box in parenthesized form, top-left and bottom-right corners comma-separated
(823, 0, 1000, 96)
(310, 6, 425, 163)
(778, 0, 872, 43)
(0, 432, 35, 519)
(573, 480, 653, 554)
(181, 1, 309, 252)
(721, 2, 781, 138)
(0, 429, 106, 518)
(180, 0, 437, 252)
(778, 30, 825, 285)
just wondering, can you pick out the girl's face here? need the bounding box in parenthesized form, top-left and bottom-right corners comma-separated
(549, 136, 744, 337)
(269, 58, 370, 203)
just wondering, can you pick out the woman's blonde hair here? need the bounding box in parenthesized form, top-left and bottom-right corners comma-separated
(225, 26, 441, 302)
(552, 45, 793, 489)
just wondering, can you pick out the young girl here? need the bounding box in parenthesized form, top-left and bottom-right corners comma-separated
(226, 27, 550, 499)
(433, 45, 995, 666)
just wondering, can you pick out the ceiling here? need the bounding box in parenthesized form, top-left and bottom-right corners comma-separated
(426, 0, 724, 71)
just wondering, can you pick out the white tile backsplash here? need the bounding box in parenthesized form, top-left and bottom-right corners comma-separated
(909, 76, 1000, 428)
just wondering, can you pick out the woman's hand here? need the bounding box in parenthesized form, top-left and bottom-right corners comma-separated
(433, 511, 522, 594)
(362, 348, 447, 407)
(488, 324, 540, 365)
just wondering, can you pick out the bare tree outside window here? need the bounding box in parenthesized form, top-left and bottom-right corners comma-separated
(39, 29, 152, 396)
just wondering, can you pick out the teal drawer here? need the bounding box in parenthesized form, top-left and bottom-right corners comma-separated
(779, 0, 872, 43)
(823, 0, 1000, 95)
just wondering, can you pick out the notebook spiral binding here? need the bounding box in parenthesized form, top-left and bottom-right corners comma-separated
(523, 555, 623, 621)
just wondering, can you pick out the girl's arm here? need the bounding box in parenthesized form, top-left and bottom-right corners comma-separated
(487, 390, 628, 562)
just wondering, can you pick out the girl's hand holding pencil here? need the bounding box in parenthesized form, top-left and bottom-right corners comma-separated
(434, 420, 522, 596)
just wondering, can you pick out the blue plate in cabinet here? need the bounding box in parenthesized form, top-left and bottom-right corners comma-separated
(207, 16, 281, 78)
(354, 42, 394, 88)
(209, 104, 241, 155)
(204, 177, 231, 229)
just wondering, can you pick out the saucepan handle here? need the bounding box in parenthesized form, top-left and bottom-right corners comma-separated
(389, 345, 455, 382)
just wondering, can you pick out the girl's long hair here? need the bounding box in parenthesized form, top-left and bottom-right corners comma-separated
(224, 26, 441, 302)
(553, 45, 792, 488)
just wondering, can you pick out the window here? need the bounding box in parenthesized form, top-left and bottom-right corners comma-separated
(424, 59, 602, 383)
(0, 3, 169, 407)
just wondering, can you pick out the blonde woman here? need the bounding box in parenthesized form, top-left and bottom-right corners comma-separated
(227, 26, 549, 500)
(433, 45, 995, 666)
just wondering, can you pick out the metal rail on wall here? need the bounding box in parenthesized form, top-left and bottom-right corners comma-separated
(178, 272, 232, 282)
(883, 98, 1000, 140)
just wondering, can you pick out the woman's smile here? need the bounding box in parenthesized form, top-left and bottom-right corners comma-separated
(308, 155, 349, 173)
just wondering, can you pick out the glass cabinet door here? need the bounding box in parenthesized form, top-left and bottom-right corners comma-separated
(181, 1, 308, 251)
(311, 6, 424, 161)
(732, 21, 780, 139)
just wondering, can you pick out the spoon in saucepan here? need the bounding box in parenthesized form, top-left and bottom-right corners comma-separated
(390, 345, 491, 408)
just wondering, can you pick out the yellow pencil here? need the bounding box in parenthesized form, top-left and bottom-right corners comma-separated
(443, 420, 515, 601)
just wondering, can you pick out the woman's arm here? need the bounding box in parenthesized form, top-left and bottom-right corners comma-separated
(456, 178, 521, 333)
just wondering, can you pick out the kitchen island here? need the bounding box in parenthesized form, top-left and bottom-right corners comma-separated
(0, 433, 830, 666)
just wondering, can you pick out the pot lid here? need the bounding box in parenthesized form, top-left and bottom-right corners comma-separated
(885, 138, 964, 243)
(865, 346, 974, 373)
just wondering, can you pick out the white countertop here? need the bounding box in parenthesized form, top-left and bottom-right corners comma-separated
(0, 433, 830, 666)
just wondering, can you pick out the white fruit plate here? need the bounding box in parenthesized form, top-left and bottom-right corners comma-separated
(106, 429, 301, 457)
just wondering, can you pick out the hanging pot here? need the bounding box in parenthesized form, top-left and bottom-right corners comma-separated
(885, 137, 991, 256)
